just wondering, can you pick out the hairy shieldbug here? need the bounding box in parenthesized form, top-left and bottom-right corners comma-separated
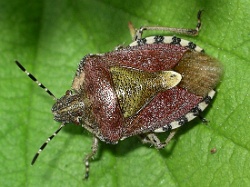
(16, 10, 222, 179)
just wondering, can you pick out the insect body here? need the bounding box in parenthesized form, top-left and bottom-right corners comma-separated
(16, 10, 222, 179)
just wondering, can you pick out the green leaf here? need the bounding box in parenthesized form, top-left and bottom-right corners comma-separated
(1, 0, 249, 186)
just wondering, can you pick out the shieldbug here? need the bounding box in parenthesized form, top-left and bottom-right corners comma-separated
(16, 10, 223, 179)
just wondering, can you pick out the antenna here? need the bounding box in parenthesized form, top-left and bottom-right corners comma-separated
(15, 61, 56, 100)
(15, 60, 64, 164)
(31, 123, 65, 165)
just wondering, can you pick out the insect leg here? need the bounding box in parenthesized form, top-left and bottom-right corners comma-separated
(84, 136, 99, 179)
(163, 129, 178, 146)
(140, 133, 165, 149)
(134, 10, 203, 41)
(140, 129, 178, 149)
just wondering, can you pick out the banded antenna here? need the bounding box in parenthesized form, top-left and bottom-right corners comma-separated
(15, 61, 65, 165)
(15, 61, 56, 99)
(31, 123, 65, 164)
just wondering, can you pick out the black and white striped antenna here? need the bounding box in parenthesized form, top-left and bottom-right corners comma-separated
(31, 123, 65, 164)
(15, 61, 65, 165)
(15, 61, 56, 100)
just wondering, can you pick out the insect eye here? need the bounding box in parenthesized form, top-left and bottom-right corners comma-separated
(65, 90, 73, 95)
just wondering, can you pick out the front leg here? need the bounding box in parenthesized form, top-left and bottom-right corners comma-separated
(84, 136, 99, 179)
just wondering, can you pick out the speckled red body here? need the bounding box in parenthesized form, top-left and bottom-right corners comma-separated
(74, 43, 205, 143)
